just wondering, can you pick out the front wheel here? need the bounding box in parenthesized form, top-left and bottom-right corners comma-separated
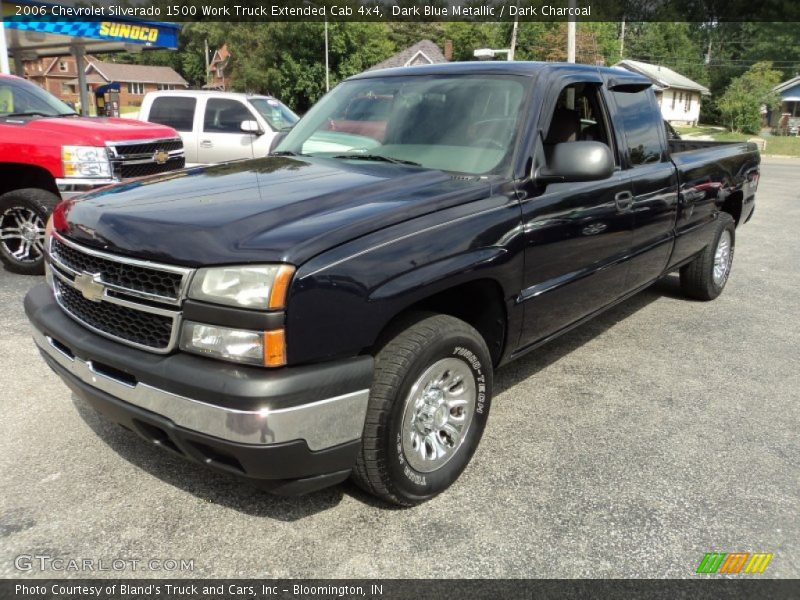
(352, 313, 493, 506)
(0, 188, 59, 275)
(680, 212, 736, 301)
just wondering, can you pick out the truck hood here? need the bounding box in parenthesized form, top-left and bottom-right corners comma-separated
(20, 116, 178, 146)
(57, 156, 492, 266)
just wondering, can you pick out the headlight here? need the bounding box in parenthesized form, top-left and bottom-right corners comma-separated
(188, 264, 295, 310)
(179, 321, 286, 367)
(62, 145, 112, 178)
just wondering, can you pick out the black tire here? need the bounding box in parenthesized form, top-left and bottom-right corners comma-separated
(352, 313, 493, 506)
(0, 188, 59, 275)
(680, 212, 736, 301)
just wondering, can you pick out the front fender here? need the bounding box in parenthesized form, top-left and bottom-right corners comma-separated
(285, 194, 524, 365)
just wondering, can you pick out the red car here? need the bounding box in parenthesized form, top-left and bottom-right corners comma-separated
(0, 73, 185, 274)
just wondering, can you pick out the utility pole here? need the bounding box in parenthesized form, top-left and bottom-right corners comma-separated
(204, 38, 210, 86)
(509, 15, 519, 61)
(619, 19, 625, 60)
(0, 0, 10, 75)
(324, 17, 329, 92)
(567, 0, 576, 63)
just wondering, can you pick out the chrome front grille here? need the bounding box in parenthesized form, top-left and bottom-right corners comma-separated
(51, 237, 184, 303)
(48, 234, 193, 353)
(107, 137, 185, 181)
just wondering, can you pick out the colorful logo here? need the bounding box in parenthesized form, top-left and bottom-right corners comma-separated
(697, 552, 773, 574)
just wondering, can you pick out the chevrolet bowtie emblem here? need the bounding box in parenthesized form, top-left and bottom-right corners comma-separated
(153, 149, 169, 165)
(73, 272, 105, 303)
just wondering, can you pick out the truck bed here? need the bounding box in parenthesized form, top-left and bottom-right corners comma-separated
(668, 139, 754, 154)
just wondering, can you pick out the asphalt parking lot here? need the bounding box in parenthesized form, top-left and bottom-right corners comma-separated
(1, 158, 798, 579)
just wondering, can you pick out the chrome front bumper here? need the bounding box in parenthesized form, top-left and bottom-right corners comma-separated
(32, 327, 370, 452)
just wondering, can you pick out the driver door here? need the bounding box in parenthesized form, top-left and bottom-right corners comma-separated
(197, 98, 259, 164)
(516, 82, 634, 349)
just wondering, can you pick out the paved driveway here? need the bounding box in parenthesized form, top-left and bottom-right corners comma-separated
(1, 158, 797, 578)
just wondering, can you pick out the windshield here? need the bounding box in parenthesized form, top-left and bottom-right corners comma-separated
(0, 77, 76, 118)
(248, 97, 299, 131)
(276, 74, 526, 175)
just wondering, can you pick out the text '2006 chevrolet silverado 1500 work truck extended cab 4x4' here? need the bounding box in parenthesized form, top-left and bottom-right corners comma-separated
(25, 63, 759, 506)
(0, 74, 185, 275)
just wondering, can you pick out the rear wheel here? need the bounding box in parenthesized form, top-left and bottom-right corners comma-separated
(352, 313, 493, 506)
(0, 188, 59, 275)
(680, 212, 736, 301)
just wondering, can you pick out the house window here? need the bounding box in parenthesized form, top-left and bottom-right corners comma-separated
(58, 61, 67, 72)
(684, 93, 692, 112)
(157, 84, 175, 91)
(216, 67, 223, 77)
(127, 82, 144, 95)
(61, 83, 74, 95)
(671, 91, 677, 110)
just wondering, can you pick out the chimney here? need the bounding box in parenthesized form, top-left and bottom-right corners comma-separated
(444, 40, 453, 61)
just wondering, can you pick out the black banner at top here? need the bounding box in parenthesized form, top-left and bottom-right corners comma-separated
(5, 0, 800, 22)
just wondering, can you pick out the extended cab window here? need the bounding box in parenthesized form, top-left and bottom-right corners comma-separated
(148, 96, 196, 132)
(612, 90, 665, 166)
(203, 99, 253, 134)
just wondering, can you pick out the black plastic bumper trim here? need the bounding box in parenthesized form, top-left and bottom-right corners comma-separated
(25, 283, 374, 412)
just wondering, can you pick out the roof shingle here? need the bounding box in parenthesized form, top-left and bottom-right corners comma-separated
(614, 59, 710, 95)
(88, 60, 188, 86)
(368, 40, 448, 72)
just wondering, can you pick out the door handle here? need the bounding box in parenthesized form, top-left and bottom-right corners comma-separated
(200, 140, 213, 148)
(615, 191, 634, 211)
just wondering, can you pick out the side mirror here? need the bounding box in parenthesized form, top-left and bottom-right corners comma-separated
(535, 141, 615, 184)
(240, 120, 263, 135)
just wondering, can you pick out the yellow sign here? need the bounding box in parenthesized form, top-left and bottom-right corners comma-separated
(98, 22, 159, 44)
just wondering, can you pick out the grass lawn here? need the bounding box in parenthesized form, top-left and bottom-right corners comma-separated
(676, 124, 800, 157)
(118, 106, 140, 118)
(674, 125, 726, 136)
(756, 136, 800, 157)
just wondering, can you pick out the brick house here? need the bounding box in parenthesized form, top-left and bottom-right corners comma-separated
(23, 56, 95, 107)
(205, 44, 231, 90)
(85, 60, 188, 109)
(24, 57, 187, 112)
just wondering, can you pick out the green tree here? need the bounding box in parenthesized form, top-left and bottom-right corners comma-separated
(224, 22, 394, 112)
(716, 61, 782, 133)
(441, 22, 504, 61)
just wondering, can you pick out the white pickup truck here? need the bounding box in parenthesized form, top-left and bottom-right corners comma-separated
(139, 90, 298, 165)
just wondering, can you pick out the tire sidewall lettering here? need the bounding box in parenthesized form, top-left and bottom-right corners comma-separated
(393, 339, 490, 488)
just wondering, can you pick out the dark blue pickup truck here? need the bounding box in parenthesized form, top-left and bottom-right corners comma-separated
(25, 62, 759, 506)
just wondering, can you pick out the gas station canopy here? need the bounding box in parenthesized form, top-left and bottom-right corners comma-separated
(1, 0, 180, 113)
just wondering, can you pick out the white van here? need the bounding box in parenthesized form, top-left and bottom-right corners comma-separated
(139, 91, 299, 165)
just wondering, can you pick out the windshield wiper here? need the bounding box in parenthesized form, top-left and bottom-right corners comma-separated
(3, 111, 76, 118)
(271, 150, 308, 157)
(4, 111, 54, 118)
(331, 154, 422, 167)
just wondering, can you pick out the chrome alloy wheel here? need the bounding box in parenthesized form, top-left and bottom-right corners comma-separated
(401, 357, 477, 473)
(0, 206, 46, 264)
(712, 229, 732, 286)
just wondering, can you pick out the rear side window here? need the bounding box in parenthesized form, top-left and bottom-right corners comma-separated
(148, 96, 196, 132)
(612, 90, 665, 166)
(203, 99, 253, 133)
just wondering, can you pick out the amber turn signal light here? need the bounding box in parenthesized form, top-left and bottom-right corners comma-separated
(263, 329, 286, 367)
(268, 265, 295, 310)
